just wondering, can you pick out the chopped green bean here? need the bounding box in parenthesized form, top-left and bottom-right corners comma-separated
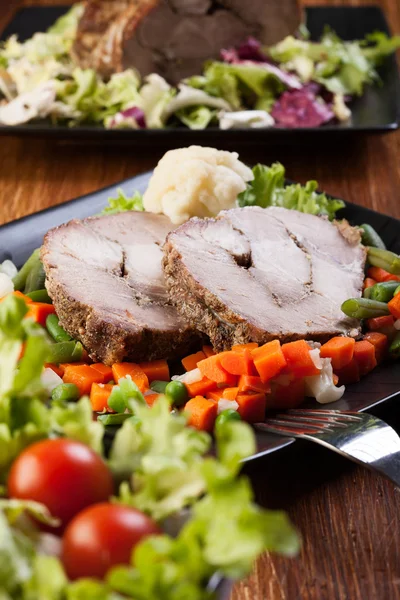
(367, 247, 400, 275)
(395, 285, 400, 297)
(363, 286, 373, 299)
(97, 413, 133, 426)
(24, 259, 45, 293)
(150, 380, 168, 393)
(360, 224, 386, 249)
(368, 281, 400, 303)
(12, 249, 40, 291)
(51, 383, 80, 403)
(215, 409, 241, 431)
(26, 289, 52, 303)
(389, 332, 400, 358)
(341, 298, 390, 320)
(47, 341, 83, 364)
(46, 314, 72, 343)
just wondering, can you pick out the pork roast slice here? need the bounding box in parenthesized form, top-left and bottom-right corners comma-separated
(41, 211, 199, 365)
(162, 207, 366, 350)
(72, 0, 300, 83)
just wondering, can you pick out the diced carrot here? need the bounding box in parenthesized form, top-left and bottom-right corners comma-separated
(90, 383, 113, 412)
(251, 340, 287, 382)
(269, 378, 305, 410)
(206, 389, 224, 402)
(139, 359, 170, 383)
(181, 351, 206, 372)
(202, 345, 216, 358)
(236, 392, 266, 423)
(25, 302, 56, 327)
(64, 365, 104, 396)
(353, 340, 377, 377)
(388, 293, 400, 320)
(186, 376, 217, 398)
(219, 350, 256, 376)
(185, 396, 218, 432)
(90, 363, 113, 383)
(363, 277, 377, 290)
(197, 353, 237, 385)
(232, 343, 259, 353)
(144, 392, 161, 407)
(58, 362, 86, 376)
(238, 375, 270, 394)
(366, 314, 395, 339)
(332, 373, 339, 386)
(368, 267, 400, 283)
(363, 332, 388, 364)
(9, 290, 33, 304)
(222, 387, 240, 400)
(319, 337, 355, 370)
(281, 340, 320, 378)
(111, 363, 149, 393)
(44, 363, 63, 378)
(335, 358, 360, 386)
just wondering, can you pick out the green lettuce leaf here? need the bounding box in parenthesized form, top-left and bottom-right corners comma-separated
(102, 189, 144, 215)
(22, 556, 67, 600)
(50, 397, 104, 454)
(0, 510, 35, 597)
(175, 106, 216, 130)
(238, 162, 345, 219)
(0, 499, 59, 528)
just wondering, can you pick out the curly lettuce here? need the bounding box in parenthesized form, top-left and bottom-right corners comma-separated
(238, 162, 345, 219)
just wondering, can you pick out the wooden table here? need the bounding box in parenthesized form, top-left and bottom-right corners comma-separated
(1, 1, 400, 598)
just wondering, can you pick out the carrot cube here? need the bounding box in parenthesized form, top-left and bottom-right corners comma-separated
(185, 396, 218, 432)
(219, 349, 256, 376)
(206, 389, 224, 402)
(185, 376, 217, 398)
(353, 340, 377, 377)
(202, 345, 216, 358)
(388, 293, 400, 320)
(236, 392, 266, 423)
(319, 337, 355, 370)
(222, 387, 240, 400)
(251, 340, 287, 382)
(63, 365, 104, 396)
(90, 383, 113, 412)
(363, 332, 388, 364)
(269, 378, 305, 410)
(111, 363, 149, 393)
(90, 363, 114, 383)
(139, 359, 170, 382)
(238, 375, 270, 394)
(335, 358, 360, 386)
(363, 278, 377, 290)
(44, 363, 64, 378)
(281, 340, 321, 378)
(181, 351, 206, 372)
(197, 353, 237, 385)
(25, 302, 56, 327)
(232, 343, 259, 353)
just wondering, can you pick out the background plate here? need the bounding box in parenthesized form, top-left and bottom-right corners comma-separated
(0, 170, 399, 460)
(0, 5, 399, 146)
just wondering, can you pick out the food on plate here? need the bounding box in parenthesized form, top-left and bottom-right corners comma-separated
(163, 206, 366, 349)
(143, 146, 253, 224)
(41, 211, 199, 364)
(72, 0, 300, 83)
(0, 4, 399, 129)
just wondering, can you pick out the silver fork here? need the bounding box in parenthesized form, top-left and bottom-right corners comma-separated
(255, 409, 400, 488)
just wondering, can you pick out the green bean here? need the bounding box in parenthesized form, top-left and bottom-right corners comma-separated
(360, 224, 386, 250)
(26, 289, 52, 303)
(165, 380, 188, 407)
(363, 286, 373, 299)
(51, 383, 80, 403)
(150, 380, 168, 394)
(97, 413, 133, 426)
(46, 314, 72, 343)
(389, 331, 400, 358)
(368, 281, 400, 303)
(47, 341, 83, 364)
(24, 259, 45, 293)
(395, 285, 400, 297)
(12, 249, 40, 291)
(367, 247, 400, 275)
(341, 298, 390, 320)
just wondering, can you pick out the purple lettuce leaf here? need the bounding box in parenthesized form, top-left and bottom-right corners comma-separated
(271, 89, 335, 128)
(109, 106, 147, 129)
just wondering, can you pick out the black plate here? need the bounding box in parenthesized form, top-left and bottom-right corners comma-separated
(1, 170, 400, 461)
(0, 5, 399, 146)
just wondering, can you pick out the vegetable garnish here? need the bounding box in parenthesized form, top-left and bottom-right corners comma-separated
(0, 5, 399, 129)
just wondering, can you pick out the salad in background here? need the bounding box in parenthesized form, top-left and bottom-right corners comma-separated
(0, 4, 399, 130)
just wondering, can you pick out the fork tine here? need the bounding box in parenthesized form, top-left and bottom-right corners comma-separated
(261, 418, 336, 435)
(274, 414, 349, 429)
(287, 409, 362, 422)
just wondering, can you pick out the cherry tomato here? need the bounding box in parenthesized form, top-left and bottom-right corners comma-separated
(62, 503, 161, 580)
(8, 439, 114, 528)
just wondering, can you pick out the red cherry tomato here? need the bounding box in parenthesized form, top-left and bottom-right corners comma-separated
(62, 503, 161, 580)
(8, 439, 114, 528)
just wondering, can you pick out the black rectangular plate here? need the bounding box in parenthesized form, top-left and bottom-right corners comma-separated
(0, 5, 399, 145)
(1, 170, 400, 462)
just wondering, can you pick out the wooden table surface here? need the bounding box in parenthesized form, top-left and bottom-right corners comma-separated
(1, 1, 400, 599)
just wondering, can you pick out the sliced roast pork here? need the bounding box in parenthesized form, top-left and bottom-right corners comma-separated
(72, 0, 300, 83)
(41, 211, 199, 365)
(163, 207, 366, 350)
